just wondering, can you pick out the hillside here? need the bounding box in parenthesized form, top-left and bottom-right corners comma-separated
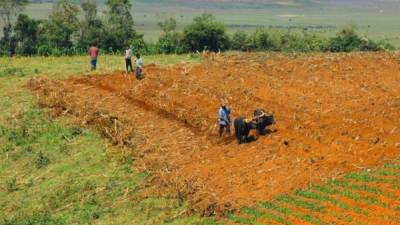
(23, 0, 400, 45)
(23, 51, 400, 223)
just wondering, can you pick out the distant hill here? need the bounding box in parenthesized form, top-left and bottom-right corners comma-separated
(26, 0, 400, 46)
(31, 0, 317, 6)
(133, 0, 320, 8)
(30, 0, 400, 9)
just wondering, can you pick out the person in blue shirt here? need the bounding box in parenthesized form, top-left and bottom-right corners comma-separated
(218, 102, 231, 137)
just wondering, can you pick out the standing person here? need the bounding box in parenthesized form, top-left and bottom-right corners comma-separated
(135, 53, 144, 80)
(125, 45, 133, 73)
(88, 43, 99, 71)
(218, 101, 231, 137)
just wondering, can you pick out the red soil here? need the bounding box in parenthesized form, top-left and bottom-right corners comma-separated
(29, 52, 400, 216)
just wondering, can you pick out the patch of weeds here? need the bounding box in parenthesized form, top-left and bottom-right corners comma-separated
(392, 185, 400, 190)
(34, 68, 40, 75)
(295, 189, 349, 210)
(332, 179, 398, 202)
(201, 218, 220, 225)
(78, 197, 104, 221)
(345, 172, 398, 185)
(376, 169, 399, 176)
(259, 201, 293, 215)
(384, 164, 400, 170)
(23, 145, 34, 153)
(276, 194, 326, 213)
(353, 207, 368, 216)
(362, 194, 387, 208)
(63, 126, 84, 141)
(227, 213, 254, 224)
(329, 180, 382, 194)
(1, 142, 15, 152)
(189, 53, 200, 59)
(345, 172, 377, 182)
(311, 187, 370, 216)
(1, 106, 77, 163)
(105, 178, 118, 191)
(260, 200, 324, 225)
(1, 107, 48, 148)
(242, 207, 293, 225)
(329, 211, 352, 223)
(297, 213, 326, 225)
(35, 151, 50, 169)
(5, 177, 18, 192)
(26, 177, 34, 188)
(47, 182, 86, 210)
(59, 143, 70, 153)
(2, 211, 66, 225)
(83, 180, 96, 191)
(260, 200, 326, 225)
(315, 184, 366, 201)
(314, 185, 382, 214)
(341, 186, 381, 206)
(0, 67, 25, 77)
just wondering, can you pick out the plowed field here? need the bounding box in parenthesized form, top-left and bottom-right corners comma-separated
(29, 52, 400, 219)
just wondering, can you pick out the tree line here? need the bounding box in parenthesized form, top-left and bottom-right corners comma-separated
(0, 0, 395, 56)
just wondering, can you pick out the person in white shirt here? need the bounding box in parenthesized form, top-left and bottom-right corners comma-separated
(135, 53, 144, 80)
(125, 46, 133, 73)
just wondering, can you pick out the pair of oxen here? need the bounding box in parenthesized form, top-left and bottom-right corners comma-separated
(234, 109, 275, 144)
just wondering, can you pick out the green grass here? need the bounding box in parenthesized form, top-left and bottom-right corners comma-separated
(241, 207, 293, 225)
(384, 163, 400, 170)
(259, 200, 326, 225)
(328, 180, 383, 195)
(227, 213, 256, 224)
(0, 54, 200, 80)
(276, 194, 326, 213)
(295, 189, 349, 210)
(345, 171, 398, 185)
(259, 201, 293, 216)
(376, 169, 399, 176)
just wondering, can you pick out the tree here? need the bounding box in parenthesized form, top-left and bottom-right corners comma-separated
(156, 17, 184, 54)
(231, 31, 248, 51)
(158, 17, 177, 34)
(14, 14, 40, 55)
(41, 0, 80, 50)
(0, 0, 29, 55)
(81, 0, 97, 24)
(104, 0, 138, 51)
(247, 29, 278, 51)
(0, 0, 29, 37)
(78, 0, 103, 49)
(157, 32, 184, 54)
(183, 14, 229, 52)
(329, 26, 363, 52)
